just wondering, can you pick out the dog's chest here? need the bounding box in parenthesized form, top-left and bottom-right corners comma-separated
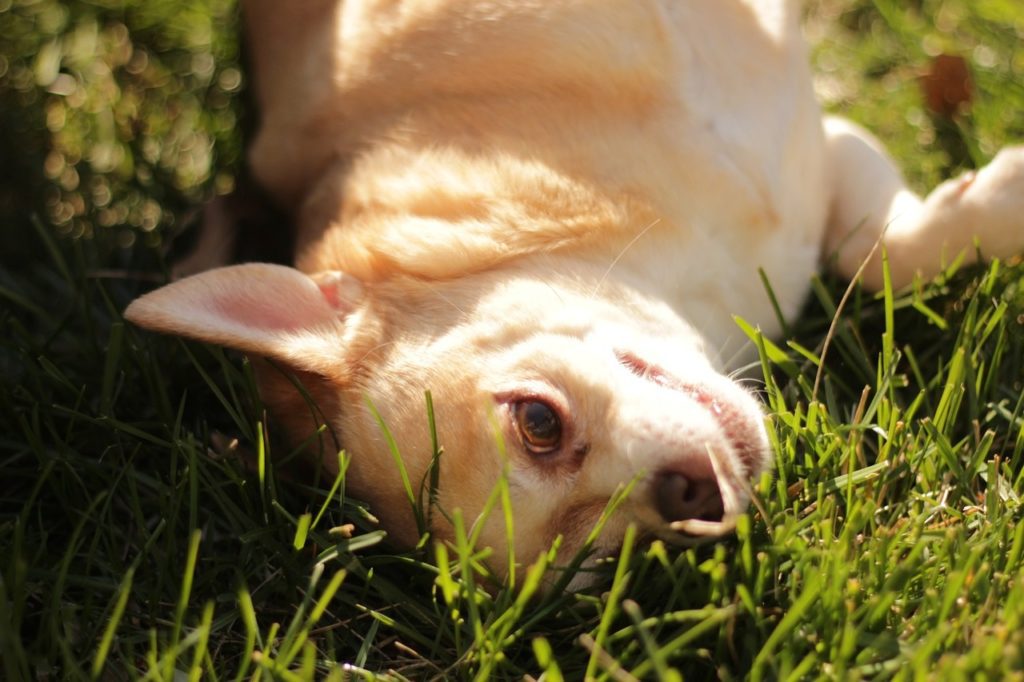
(599, 3, 829, 362)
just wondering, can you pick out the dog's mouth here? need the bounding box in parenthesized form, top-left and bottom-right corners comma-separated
(646, 458, 743, 545)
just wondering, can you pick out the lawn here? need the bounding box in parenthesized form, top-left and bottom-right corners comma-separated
(2, 0, 1024, 679)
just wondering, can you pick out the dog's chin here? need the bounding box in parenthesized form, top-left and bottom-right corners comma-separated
(550, 506, 746, 592)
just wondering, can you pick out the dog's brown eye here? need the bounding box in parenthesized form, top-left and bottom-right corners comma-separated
(514, 401, 562, 453)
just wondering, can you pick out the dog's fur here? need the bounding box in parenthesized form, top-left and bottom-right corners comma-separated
(125, 0, 1024, 585)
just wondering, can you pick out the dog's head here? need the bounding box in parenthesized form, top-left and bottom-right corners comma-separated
(126, 261, 771, 585)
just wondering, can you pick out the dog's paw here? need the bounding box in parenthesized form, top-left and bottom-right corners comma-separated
(922, 146, 1024, 258)
(969, 146, 1024, 254)
(965, 146, 1024, 213)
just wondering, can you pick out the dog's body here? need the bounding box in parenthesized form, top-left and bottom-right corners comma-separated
(127, 0, 1024, 584)
(247, 0, 826, 358)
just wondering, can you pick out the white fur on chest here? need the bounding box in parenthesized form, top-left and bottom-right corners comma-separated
(601, 0, 829, 365)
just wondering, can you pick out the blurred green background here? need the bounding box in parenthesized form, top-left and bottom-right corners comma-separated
(0, 0, 242, 267)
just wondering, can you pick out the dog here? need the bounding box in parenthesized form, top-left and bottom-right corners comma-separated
(125, 0, 1024, 586)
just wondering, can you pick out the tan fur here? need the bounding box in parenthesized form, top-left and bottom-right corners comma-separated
(125, 0, 1024, 588)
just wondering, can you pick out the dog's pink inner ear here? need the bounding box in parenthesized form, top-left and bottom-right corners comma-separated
(211, 289, 326, 332)
(311, 270, 365, 314)
(124, 263, 360, 373)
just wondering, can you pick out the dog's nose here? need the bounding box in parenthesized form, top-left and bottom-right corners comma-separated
(654, 471, 725, 523)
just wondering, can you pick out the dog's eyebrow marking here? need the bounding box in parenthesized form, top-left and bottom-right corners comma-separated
(589, 217, 661, 299)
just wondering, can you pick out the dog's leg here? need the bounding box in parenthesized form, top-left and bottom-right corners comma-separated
(171, 178, 293, 279)
(823, 115, 1024, 289)
(171, 196, 240, 279)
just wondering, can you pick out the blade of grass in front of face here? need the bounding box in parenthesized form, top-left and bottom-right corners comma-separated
(489, 410, 516, 595)
(364, 395, 425, 534)
(734, 315, 800, 380)
(473, 533, 558, 677)
(452, 509, 487, 668)
(584, 522, 636, 680)
(421, 390, 443, 532)
(543, 474, 646, 596)
(308, 450, 349, 533)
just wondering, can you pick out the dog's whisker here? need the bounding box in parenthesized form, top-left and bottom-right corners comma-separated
(727, 361, 764, 380)
(354, 340, 400, 366)
(422, 281, 468, 316)
(589, 218, 661, 300)
(713, 336, 758, 374)
(543, 281, 567, 306)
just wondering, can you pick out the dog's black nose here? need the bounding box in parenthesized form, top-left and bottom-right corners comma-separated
(654, 471, 725, 523)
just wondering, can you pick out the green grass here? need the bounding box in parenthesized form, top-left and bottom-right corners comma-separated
(3, 0, 1024, 679)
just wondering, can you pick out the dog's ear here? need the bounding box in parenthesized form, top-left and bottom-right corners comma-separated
(125, 264, 366, 380)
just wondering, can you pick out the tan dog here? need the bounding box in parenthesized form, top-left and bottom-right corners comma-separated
(126, 0, 1024, 585)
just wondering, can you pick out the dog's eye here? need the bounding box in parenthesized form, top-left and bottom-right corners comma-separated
(514, 400, 562, 454)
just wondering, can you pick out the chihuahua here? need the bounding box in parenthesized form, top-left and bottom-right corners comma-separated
(126, 0, 1024, 585)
